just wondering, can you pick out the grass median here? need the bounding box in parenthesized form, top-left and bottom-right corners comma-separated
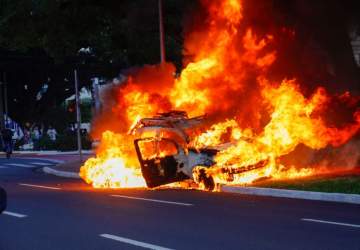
(254, 172, 360, 195)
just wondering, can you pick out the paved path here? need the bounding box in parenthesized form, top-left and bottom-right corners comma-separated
(0, 156, 359, 250)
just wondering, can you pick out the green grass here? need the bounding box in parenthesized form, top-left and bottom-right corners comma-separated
(254, 176, 360, 194)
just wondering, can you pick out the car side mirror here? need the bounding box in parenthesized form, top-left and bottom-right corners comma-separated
(0, 187, 6, 214)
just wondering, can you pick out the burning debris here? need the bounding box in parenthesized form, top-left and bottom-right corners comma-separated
(80, 0, 360, 190)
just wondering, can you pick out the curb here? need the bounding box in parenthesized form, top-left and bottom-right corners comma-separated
(42, 167, 80, 179)
(41, 167, 360, 205)
(221, 186, 360, 205)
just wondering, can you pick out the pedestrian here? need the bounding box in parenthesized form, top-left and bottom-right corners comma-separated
(23, 128, 30, 144)
(47, 126, 57, 141)
(31, 126, 41, 150)
(1, 127, 13, 158)
(66, 123, 76, 136)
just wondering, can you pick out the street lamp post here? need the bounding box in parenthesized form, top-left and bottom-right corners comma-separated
(0, 72, 7, 129)
(3, 73, 7, 117)
(74, 69, 83, 162)
(158, 0, 166, 64)
(0, 76, 4, 129)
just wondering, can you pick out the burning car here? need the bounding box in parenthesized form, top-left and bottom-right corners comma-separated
(130, 111, 267, 190)
(130, 111, 217, 190)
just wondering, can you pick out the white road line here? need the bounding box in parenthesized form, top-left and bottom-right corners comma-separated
(302, 218, 360, 228)
(5, 163, 34, 168)
(19, 183, 61, 190)
(16, 157, 64, 164)
(100, 234, 174, 250)
(29, 162, 53, 166)
(111, 195, 193, 206)
(3, 211, 27, 218)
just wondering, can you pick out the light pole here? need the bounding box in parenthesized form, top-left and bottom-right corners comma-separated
(158, 0, 166, 64)
(3, 72, 9, 117)
(92, 77, 101, 116)
(0, 75, 4, 129)
(3, 72, 8, 125)
(74, 69, 83, 162)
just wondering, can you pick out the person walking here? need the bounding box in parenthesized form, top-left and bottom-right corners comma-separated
(1, 127, 13, 158)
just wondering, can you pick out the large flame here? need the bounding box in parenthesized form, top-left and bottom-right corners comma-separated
(80, 131, 146, 188)
(80, 0, 360, 189)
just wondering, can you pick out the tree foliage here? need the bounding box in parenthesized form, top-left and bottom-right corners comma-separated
(0, 0, 192, 65)
(0, 0, 193, 126)
(0, 0, 359, 127)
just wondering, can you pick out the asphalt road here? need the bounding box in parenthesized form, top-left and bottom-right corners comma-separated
(0, 156, 359, 250)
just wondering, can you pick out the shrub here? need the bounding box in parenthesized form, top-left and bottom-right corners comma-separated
(37, 135, 57, 150)
(56, 133, 92, 151)
(14, 138, 25, 150)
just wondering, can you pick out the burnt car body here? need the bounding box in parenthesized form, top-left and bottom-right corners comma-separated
(131, 111, 266, 190)
(131, 111, 218, 190)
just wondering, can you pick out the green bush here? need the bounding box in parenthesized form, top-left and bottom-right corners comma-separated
(14, 133, 92, 151)
(14, 138, 25, 150)
(37, 135, 57, 150)
(56, 133, 92, 151)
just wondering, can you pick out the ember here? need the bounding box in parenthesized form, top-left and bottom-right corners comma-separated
(80, 0, 360, 190)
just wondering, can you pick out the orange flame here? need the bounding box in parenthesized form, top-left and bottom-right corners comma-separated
(80, 131, 146, 188)
(199, 79, 359, 185)
(80, 0, 360, 189)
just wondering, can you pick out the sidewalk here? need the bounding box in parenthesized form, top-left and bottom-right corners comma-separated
(42, 161, 360, 205)
(1, 150, 94, 163)
(9, 150, 94, 155)
(42, 160, 84, 179)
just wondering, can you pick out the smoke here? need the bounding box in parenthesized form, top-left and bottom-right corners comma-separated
(280, 137, 360, 172)
(314, 139, 360, 168)
(90, 63, 175, 139)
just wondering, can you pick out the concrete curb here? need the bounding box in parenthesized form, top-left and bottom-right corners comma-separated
(42, 167, 80, 179)
(221, 186, 360, 205)
(41, 167, 360, 205)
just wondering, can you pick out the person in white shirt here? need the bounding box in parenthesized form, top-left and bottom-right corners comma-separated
(47, 126, 57, 141)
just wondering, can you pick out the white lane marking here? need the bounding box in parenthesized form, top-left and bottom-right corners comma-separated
(111, 195, 193, 206)
(5, 163, 34, 168)
(302, 218, 360, 228)
(29, 162, 53, 166)
(0, 166, 8, 169)
(100, 234, 174, 250)
(19, 183, 61, 190)
(3, 211, 27, 218)
(16, 157, 64, 164)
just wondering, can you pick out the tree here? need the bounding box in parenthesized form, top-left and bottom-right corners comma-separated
(0, 0, 192, 66)
(0, 0, 359, 127)
(0, 0, 193, 126)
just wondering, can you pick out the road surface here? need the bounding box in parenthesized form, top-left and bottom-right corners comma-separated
(0, 156, 359, 250)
